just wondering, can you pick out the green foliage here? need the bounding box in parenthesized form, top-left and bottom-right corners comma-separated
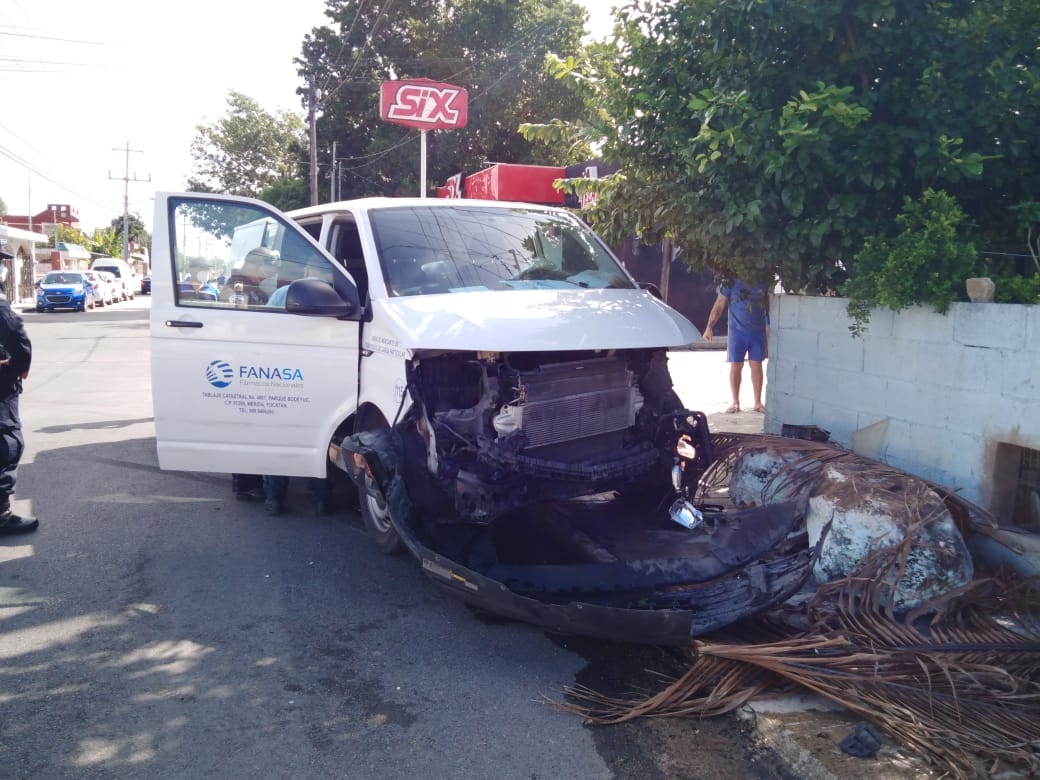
(295, 0, 588, 198)
(518, 46, 619, 163)
(56, 223, 91, 247)
(534, 0, 1040, 302)
(188, 91, 307, 200)
(1008, 200, 1040, 276)
(109, 214, 150, 252)
(0, 195, 6, 216)
(260, 178, 309, 213)
(993, 273, 1040, 304)
(90, 227, 122, 258)
(841, 189, 979, 335)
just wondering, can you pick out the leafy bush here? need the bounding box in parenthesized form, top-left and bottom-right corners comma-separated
(841, 189, 979, 336)
(993, 273, 1040, 304)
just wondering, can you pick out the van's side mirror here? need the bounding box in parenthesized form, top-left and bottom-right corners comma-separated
(284, 278, 360, 319)
(639, 281, 663, 300)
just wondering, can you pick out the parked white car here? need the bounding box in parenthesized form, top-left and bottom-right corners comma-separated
(91, 258, 136, 301)
(96, 271, 122, 305)
(82, 270, 114, 306)
(96, 270, 123, 306)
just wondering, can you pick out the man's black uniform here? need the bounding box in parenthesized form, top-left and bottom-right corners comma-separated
(0, 297, 36, 534)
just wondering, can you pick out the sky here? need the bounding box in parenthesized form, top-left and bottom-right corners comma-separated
(0, 0, 619, 235)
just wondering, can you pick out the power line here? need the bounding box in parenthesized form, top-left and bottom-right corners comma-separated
(0, 27, 110, 44)
(0, 123, 49, 161)
(0, 58, 111, 71)
(0, 143, 117, 213)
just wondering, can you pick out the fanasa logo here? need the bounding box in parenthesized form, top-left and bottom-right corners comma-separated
(206, 360, 234, 388)
(205, 360, 304, 388)
(238, 366, 304, 381)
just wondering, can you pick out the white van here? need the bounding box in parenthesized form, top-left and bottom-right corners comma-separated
(148, 192, 810, 644)
(91, 257, 136, 301)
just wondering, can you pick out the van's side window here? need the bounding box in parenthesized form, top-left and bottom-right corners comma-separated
(170, 199, 336, 312)
(331, 221, 369, 305)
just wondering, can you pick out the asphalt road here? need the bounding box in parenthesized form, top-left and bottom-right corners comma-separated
(0, 298, 779, 780)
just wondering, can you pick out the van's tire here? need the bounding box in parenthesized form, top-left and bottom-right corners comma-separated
(359, 483, 404, 554)
(354, 411, 406, 555)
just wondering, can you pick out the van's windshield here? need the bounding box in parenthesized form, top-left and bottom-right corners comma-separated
(368, 205, 635, 297)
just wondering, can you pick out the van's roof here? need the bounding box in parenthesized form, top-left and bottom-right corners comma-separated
(93, 258, 134, 270)
(287, 197, 568, 220)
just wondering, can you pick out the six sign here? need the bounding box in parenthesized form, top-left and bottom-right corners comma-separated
(380, 79, 469, 131)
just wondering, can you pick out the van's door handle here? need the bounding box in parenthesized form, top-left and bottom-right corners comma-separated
(165, 320, 204, 329)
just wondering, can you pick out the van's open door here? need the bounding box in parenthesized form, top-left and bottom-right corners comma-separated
(150, 192, 362, 478)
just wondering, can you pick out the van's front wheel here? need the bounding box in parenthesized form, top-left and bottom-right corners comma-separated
(360, 481, 404, 554)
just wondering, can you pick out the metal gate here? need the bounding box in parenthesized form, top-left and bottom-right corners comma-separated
(16, 251, 36, 302)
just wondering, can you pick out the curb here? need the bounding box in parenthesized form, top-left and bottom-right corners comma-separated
(739, 696, 937, 779)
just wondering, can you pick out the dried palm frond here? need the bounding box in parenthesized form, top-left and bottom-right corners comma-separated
(555, 434, 1040, 778)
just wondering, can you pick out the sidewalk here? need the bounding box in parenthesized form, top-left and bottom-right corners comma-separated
(667, 349, 768, 435)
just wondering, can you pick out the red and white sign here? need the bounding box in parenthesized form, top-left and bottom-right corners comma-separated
(443, 172, 463, 198)
(580, 165, 599, 209)
(380, 79, 468, 131)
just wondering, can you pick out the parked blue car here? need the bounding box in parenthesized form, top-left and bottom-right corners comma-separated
(35, 271, 97, 312)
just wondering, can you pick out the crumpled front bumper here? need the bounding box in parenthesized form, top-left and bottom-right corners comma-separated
(332, 433, 814, 645)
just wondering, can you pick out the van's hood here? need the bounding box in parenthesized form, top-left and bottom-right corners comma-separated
(371, 288, 700, 352)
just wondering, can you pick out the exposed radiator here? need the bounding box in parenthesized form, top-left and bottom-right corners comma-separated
(504, 357, 637, 450)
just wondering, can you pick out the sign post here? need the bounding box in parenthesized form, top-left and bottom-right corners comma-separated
(380, 79, 468, 198)
(421, 131, 427, 198)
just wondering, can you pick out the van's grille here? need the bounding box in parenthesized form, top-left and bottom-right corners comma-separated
(512, 358, 636, 450)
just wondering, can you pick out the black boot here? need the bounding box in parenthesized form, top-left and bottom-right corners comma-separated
(0, 494, 38, 535)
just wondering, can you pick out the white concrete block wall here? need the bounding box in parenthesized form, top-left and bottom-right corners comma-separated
(765, 295, 1040, 512)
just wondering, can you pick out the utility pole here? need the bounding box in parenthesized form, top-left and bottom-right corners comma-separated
(660, 237, 673, 304)
(308, 82, 319, 206)
(109, 142, 150, 263)
(330, 140, 336, 202)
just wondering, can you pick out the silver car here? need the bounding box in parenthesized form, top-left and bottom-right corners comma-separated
(82, 270, 115, 307)
(96, 270, 121, 305)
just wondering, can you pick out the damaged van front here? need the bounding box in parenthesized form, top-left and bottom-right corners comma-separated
(150, 193, 812, 644)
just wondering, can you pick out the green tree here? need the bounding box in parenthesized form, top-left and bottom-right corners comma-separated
(0, 196, 7, 216)
(535, 0, 1040, 293)
(90, 227, 122, 258)
(56, 224, 92, 247)
(87, 216, 150, 260)
(844, 189, 979, 334)
(108, 214, 151, 255)
(295, 0, 588, 200)
(188, 91, 309, 211)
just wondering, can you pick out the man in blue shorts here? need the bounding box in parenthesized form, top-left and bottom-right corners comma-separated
(702, 279, 770, 413)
